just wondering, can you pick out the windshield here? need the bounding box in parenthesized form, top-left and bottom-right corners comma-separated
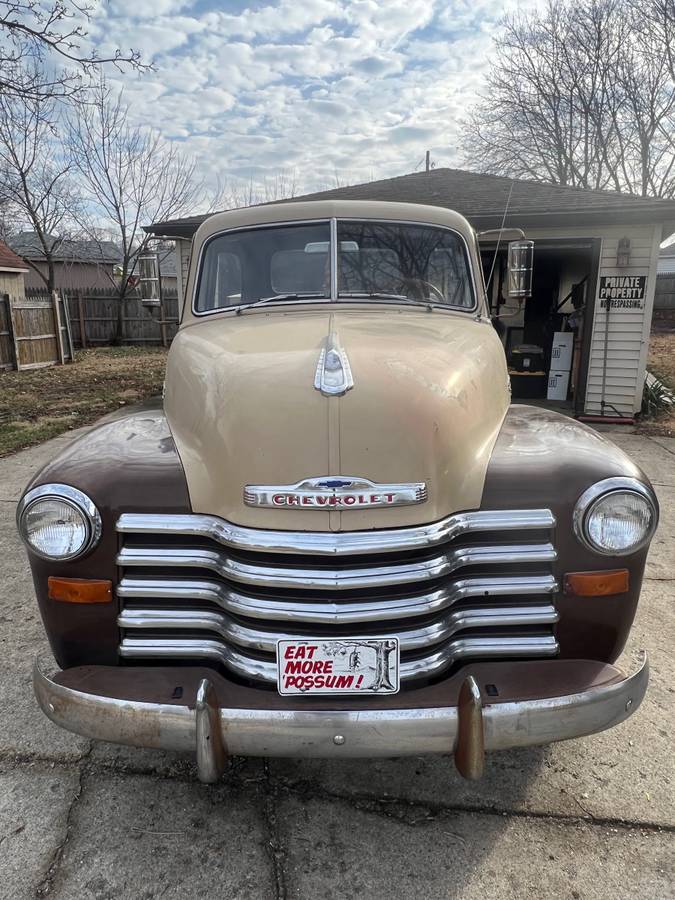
(195, 222, 330, 312)
(194, 219, 474, 313)
(337, 220, 473, 307)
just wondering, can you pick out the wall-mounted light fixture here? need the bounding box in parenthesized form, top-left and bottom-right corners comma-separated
(616, 237, 631, 267)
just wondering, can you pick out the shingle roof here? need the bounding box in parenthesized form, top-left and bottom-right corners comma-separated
(660, 241, 675, 258)
(0, 239, 30, 271)
(9, 232, 121, 264)
(146, 167, 675, 238)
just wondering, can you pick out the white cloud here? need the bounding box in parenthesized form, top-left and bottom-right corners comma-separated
(105, 0, 198, 17)
(83, 0, 549, 203)
(204, 0, 342, 40)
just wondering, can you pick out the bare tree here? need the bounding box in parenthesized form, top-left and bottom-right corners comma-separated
(0, 0, 147, 102)
(643, 1, 675, 84)
(0, 89, 78, 290)
(322, 639, 398, 692)
(0, 163, 12, 239)
(68, 80, 201, 341)
(463, 0, 675, 198)
(209, 170, 300, 212)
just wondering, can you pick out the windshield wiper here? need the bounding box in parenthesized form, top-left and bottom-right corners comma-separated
(235, 293, 326, 312)
(339, 291, 430, 306)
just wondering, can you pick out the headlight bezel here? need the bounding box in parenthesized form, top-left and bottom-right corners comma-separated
(17, 483, 102, 562)
(573, 477, 658, 557)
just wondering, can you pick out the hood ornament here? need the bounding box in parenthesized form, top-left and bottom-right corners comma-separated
(244, 476, 428, 509)
(314, 332, 353, 397)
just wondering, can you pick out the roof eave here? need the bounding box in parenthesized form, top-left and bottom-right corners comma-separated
(144, 221, 201, 239)
(145, 202, 675, 240)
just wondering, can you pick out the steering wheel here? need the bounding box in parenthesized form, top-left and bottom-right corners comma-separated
(402, 278, 445, 303)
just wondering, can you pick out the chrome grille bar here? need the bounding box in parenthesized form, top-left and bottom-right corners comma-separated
(119, 635, 560, 684)
(118, 604, 559, 654)
(116, 508, 558, 687)
(116, 543, 557, 591)
(116, 509, 556, 556)
(117, 574, 559, 624)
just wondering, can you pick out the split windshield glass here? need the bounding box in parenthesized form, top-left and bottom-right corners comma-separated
(194, 219, 474, 313)
(337, 220, 473, 308)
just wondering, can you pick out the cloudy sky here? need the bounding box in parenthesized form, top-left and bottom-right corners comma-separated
(89, 0, 543, 196)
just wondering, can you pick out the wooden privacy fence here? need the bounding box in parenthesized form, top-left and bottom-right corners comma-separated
(25, 287, 180, 349)
(655, 275, 675, 310)
(1, 289, 180, 371)
(0, 293, 73, 371)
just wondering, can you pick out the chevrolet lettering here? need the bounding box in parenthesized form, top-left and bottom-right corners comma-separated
(244, 477, 428, 508)
(18, 199, 655, 783)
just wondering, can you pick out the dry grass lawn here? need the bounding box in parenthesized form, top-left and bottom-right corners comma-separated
(648, 330, 675, 390)
(0, 347, 168, 456)
(640, 323, 675, 437)
(2, 328, 674, 454)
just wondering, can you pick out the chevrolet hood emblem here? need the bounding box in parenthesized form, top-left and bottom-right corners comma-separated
(244, 476, 428, 509)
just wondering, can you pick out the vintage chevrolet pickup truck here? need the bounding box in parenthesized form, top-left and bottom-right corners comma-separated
(19, 200, 656, 781)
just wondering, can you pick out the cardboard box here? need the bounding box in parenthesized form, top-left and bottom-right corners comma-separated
(547, 369, 570, 401)
(550, 332, 573, 371)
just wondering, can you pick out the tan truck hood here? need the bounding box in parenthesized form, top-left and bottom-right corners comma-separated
(164, 306, 510, 531)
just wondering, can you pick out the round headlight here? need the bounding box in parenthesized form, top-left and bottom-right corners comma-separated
(17, 485, 101, 561)
(574, 478, 658, 556)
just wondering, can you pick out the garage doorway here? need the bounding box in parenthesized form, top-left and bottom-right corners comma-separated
(481, 238, 601, 416)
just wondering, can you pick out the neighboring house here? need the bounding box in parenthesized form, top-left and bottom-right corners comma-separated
(8, 232, 121, 291)
(147, 167, 675, 420)
(0, 239, 30, 296)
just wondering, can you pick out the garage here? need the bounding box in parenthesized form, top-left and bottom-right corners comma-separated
(148, 168, 675, 421)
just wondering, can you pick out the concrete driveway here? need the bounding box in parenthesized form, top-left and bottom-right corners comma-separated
(0, 428, 673, 900)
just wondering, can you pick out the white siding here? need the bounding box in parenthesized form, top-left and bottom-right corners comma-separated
(526, 223, 662, 417)
(174, 244, 183, 301)
(584, 226, 661, 417)
(180, 240, 191, 293)
(174, 240, 193, 318)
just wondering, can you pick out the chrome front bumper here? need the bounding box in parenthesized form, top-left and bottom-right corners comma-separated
(34, 654, 648, 782)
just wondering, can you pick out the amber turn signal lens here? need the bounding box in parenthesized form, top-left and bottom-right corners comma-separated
(47, 577, 113, 604)
(564, 570, 629, 597)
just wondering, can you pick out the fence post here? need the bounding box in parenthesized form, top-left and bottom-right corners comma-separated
(77, 291, 87, 349)
(6, 294, 21, 371)
(51, 290, 66, 365)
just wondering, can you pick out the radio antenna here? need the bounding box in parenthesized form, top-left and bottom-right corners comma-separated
(485, 180, 515, 299)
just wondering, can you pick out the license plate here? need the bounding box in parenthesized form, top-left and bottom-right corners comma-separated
(277, 638, 400, 696)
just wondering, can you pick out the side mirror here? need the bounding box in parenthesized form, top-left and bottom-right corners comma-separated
(507, 240, 534, 299)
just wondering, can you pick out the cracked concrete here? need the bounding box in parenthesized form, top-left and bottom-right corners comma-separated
(0, 426, 673, 899)
(277, 794, 673, 900)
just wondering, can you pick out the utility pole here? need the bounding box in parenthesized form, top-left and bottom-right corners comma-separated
(425, 150, 431, 172)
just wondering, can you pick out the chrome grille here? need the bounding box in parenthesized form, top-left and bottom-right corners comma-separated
(115, 510, 560, 687)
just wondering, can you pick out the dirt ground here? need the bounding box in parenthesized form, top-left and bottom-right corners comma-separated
(0, 347, 168, 456)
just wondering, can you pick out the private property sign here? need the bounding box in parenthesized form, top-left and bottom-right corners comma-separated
(598, 275, 647, 310)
